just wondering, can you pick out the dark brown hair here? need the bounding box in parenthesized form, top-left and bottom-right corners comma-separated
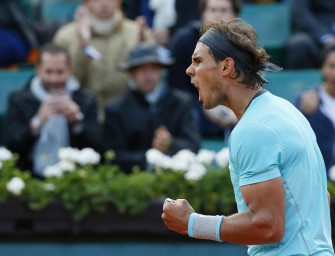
(37, 44, 71, 65)
(200, 18, 269, 89)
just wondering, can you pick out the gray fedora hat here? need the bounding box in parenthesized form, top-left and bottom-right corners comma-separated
(118, 43, 174, 71)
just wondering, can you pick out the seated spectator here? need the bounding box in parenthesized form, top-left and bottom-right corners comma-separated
(296, 45, 335, 175)
(5, 44, 102, 178)
(287, 0, 335, 69)
(103, 43, 201, 172)
(53, 0, 154, 119)
(168, 0, 240, 137)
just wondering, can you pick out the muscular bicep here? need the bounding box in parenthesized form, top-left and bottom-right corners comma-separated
(240, 177, 285, 240)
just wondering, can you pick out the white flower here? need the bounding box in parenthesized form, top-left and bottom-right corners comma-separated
(6, 177, 25, 196)
(329, 165, 335, 182)
(59, 147, 100, 165)
(146, 149, 177, 170)
(0, 147, 13, 161)
(157, 155, 173, 169)
(215, 147, 229, 168)
(196, 149, 216, 166)
(44, 165, 63, 178)
(185, 162, 206, 181)
(173, 149, 196, 164)
(146, 148, 166, 166)
(76, 148, 100, 166)
(57, 160, 75, 172)
(171, 149, 196, 171)
(169, 156, 189, 171)
(58, 147, 80, 162)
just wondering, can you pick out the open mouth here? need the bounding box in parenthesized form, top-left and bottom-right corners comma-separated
(191, 81, 199, 90)
(191, 82, 202, 101)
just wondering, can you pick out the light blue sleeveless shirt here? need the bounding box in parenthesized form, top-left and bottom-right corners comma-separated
(229, 91, 334, 255)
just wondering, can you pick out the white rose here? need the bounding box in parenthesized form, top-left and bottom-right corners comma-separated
(44, 165, 63, 178)
(57, 160, 75, 172)
(58, 147, 80, 162)
(173, 150, 196, 165)
(329, 165, 335, 182)
(196, 149, 216, 166)
(157, 155, 173, 169)
(146, 148, 166, 166)
(169, 157, 189, 172)
(76, 148, 101, 165)
(6, 177, 25, 196)
(185, 162, 206, 181)
(0, 147, 13, 161)
(215, 147, 229, 168)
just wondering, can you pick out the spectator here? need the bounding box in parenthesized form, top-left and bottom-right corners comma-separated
(5, 44, 102, 178)
(287, 0, 335, 69)
(149, 0, 201, 47)
(168, 0, 240, 137)
(53, 0, 154, 119)
(103, 43, 201, 172)
(296, 45, 335, 175)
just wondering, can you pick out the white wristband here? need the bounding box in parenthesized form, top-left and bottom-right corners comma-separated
(188, 213, 224, 242)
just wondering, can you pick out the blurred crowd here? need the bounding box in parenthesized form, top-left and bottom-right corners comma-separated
(1, 0, 335, 179)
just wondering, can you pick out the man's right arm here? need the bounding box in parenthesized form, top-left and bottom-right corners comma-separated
(219, 177, 285, 245)
(162, 177, 285, 245)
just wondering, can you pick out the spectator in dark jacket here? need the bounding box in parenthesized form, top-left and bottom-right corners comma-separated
(5, 44, 102, 178)
(296, 45, 335, 175)
(287, 0, 335, 69)
(103, 43, 201, 173)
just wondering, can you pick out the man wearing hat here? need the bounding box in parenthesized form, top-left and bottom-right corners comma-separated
(103, 43, 201, 172)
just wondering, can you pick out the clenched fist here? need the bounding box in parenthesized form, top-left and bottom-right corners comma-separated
(161, 198, 194, 235)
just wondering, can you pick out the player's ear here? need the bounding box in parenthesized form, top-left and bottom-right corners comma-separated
(221, 57, 235, 75)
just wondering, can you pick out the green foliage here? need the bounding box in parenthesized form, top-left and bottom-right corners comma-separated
(188, 167, 236, 215)
(108, 171, 157, 215)
(153, 169, 191, 199)
(0, 154, 236, 221)
(328, 181, 335, 198)
(3, 149, 335, 222)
